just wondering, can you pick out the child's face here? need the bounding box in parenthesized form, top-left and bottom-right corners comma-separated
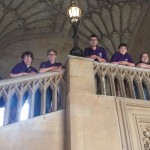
(48, 52, 57, 62)
(90, 37, 98, 47)
(23, 55, 32, 66)
(141, 53, 149, 63)
(119, 46, 127, 55)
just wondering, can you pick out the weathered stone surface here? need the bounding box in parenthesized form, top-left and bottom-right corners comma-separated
(0, 110, 65, 150)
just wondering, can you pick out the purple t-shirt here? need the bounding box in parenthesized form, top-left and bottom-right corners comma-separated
(84, 46, 108, 62)
(11, 62, 37, 74)
(40, 61, 62, 68)
(110, 52, 134, 63)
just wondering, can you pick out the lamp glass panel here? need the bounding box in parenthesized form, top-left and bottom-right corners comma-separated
(69, 6, 81, 18)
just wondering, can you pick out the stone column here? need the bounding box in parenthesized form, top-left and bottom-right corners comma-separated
(66, 56, 122, 150)
(66, 56, 96, 150)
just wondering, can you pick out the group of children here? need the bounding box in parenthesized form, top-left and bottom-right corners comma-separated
(9, 34, 149, 79)
(10, 49, 62, 78)
(84, 34, 150, 69)
(1, 34, 149, 124)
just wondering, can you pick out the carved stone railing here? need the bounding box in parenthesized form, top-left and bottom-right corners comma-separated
(94, 62, 150, 100)
(0, 70, 66, 126)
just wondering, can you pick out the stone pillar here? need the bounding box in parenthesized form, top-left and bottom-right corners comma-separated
(67, 56, 96, 94)
(66, 56, 122, 150)
(66, 56, 95, 150)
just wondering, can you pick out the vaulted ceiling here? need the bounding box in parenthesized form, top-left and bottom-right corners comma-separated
(0, 0, 149, 58)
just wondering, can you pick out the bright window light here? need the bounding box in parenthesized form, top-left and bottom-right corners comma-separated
(20, 100, 29, 121)
(0, 107, 5, 126)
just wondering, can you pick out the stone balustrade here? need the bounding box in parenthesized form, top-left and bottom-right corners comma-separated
(94, 62, 150, 100)
(0, 70, 66, 126)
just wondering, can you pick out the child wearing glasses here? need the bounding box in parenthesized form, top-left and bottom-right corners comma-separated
(39, 49, 62, 73)
(84, 34, 108, 62)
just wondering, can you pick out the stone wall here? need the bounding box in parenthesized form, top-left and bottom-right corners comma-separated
(0, 110, 65, 150)
(0, 56, 150, 150)
(66, 56, 150, 150)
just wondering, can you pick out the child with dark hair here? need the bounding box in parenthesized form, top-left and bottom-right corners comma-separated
(9, 51, 37, 123)
(136, 52, 150, 69)
(110, 43, 135, 67)
(135, 52, 150, 100)
(10, 51, 37, 77)
(84, 34, 108, 62)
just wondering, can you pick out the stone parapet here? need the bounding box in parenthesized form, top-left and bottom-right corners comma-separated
(0, 70, 66, 125)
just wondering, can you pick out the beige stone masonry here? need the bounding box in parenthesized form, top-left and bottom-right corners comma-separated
(66, 56, 150, 150)
(0, 110, 65, 150)
(66, 56, 122, 150)
(67, 93, 122, 150)
(67, 55, 96, 94)
(0, 56, 150, 150)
